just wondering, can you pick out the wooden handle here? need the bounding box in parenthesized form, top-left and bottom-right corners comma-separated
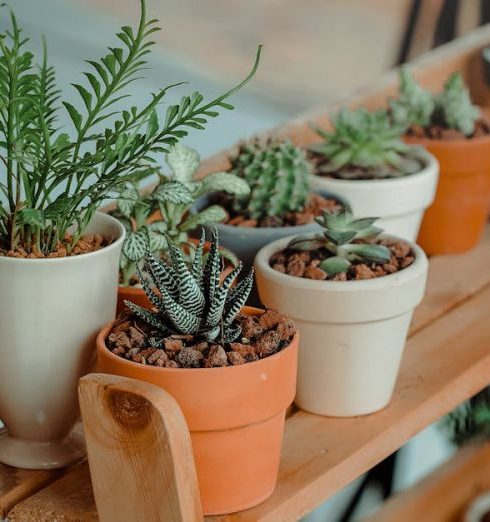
(78, 373, 203, 522)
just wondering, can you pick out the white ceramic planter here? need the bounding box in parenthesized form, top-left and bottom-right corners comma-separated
(255, 235, 428, 417)
(310, 150, 439, 241)
(0, 212, 125, 469)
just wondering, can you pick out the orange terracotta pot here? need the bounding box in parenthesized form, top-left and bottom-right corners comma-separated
(406, 135, 490, 254)
(96, 307, 298, 515)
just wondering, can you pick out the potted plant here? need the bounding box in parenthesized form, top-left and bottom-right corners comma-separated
(389, 69, 490, 254)
(96, 228, 299, 515)
(308, 107, 439, 242)
(255, 204, 428, 416)
(196, 138, 343, 303)
(113, 142, 249, 311)
(0, 1, 261, 469)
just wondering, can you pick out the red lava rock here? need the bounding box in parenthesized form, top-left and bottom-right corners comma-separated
(164, 338, 183, 353)
(286, 254, 306, 277)
(241, 219, 258, 227)
(227, 351, 246, 365)
(258, 309, 284, 330)
(238, 315, 263, 339)
(276, 319, 296, 342)
(176, 347, 204, 368)
(127, 326, 145, 348)
(304, 265, 327, 280)
(256, 331, 281, 358)
(229, 342, 256, 357)
(132, 348, 157, 365)
(147, 349, 168, 367)
(352, 264, 377, 280)
(108, 331, 131, 350)
(259, 215, 283, 228)
(272, 263, 286, 273)
(204, 345, 228, 368)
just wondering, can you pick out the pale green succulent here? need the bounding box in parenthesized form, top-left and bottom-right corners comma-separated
(114, 143, 250, 285)
(126, 227, 253, 343)
(230, 139, 311, 219)
(310, 108, 421, 179)
(287, 204, 390, 276)
(434, 73, 480, 136)
(389, 67, 435, 128)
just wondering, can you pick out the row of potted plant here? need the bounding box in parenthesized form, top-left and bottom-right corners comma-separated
(1, 0, 490, 517)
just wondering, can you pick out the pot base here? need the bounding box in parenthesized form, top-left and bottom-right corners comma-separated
(0, 424, 85, 470)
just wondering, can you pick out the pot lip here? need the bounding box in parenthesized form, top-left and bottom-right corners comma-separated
(310, 148, 438, 187)
(254, 233, 427, 291)
(196, 189, 345, 235)
(97, 305, 299, 374)
(404, 130, 490, 148)
(0, 212, 126, 265)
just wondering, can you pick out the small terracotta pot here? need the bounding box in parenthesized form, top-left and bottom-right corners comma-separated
(96, 307, 298, 515)
(406, 134, 490, 254)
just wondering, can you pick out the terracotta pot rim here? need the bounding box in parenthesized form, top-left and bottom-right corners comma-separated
(97, 306, 299, 375)
(405, 131, 490, 148)
(0, 212, 126, 265)
(254, 233, 427, 291)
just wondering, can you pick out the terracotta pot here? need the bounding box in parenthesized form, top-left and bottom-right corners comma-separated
(0, 212, 125, 469)
(96, 307, 298, 515)
(117, 239, 235, 313)
(310, 149, 439, 242)
(255, 236, 428, 417)
(406, 135, 490, 254)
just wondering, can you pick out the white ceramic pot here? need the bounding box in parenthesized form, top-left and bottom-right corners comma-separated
(0, 212, 125, 469)
(255, 235, 428, 417)
(310, 150, 439, 241)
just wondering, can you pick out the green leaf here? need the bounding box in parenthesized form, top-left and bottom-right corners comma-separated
(122, 230, 148, 262)
(287, 235, 325, 251)
(346, 243, 391, 263)
(148, 230, 168, 252)
(196, 171, 250, 197)
(117, 185, 140, 218)
(16, 208, 46, 229)
(319, 256, 351, 275)
(166, 143, 200, 182)
(62, 101, 83, 131)
(153, 181, 193, 205)
(180, 205, 227, 232)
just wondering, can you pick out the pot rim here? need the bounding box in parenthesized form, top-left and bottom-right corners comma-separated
(254, 233, 427, 292)
(405, 131, 490, 149)
(97, 305, 299, 375)
(310, 147, 438, 188)
(0, 212, 126, 265)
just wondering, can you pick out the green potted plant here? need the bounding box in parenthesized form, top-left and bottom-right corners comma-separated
(0, 0, 260, 469)
(96, 228, 299, 515)
(255, 204, 428, 416)
(113, 142, 249, 310)
(309, 107, 439, 242)
(196, 138, 343, 303)
(390, 69, 490, 254)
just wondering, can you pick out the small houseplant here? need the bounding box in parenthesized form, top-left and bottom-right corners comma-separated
(255, 204, 428, 416)
(196, 138, 342, 303)
(389, 69, 490, 254)
(0, 0, 260, 469)
(96, 228, 299, 515)
(308, 107, 439, 242)
(113, 143, 249, 310)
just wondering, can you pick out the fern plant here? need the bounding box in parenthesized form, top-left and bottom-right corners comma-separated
(114, 143, 249, 285)
(287, 204, 390, 276)
(230, 140, 311, 219)
(0, 1, 261, 255)
(125, 227, 254, 343)
(310, 109, 421, 179)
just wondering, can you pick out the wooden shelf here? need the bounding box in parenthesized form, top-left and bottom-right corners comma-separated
(3, 25, 490, 522)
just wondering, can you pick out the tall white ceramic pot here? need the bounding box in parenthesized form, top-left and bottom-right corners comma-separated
(0, 212, 125, 469)
(310, 150, 439, 241)
(255, 235, 428, 417)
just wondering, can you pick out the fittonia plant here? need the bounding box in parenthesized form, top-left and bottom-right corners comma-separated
(125, 227, 254, 343)
(287, 204, 390, 276)
(0, 0, 261, 255)
(114, 143, 250, 286)
(230, 140, 311, 219)
(310, 108, 422, 179)
(390, 68, 480, 136)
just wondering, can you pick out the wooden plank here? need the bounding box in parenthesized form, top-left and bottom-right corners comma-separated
(364, 443, 490, 522)
(79, 374, 202, 522)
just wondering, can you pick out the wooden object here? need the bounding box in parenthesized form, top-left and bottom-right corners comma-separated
(364, 443, 490, 522)
(78, 374, 203, 522)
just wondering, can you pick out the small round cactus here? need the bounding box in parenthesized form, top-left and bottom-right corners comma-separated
(230, 139, 312, 219)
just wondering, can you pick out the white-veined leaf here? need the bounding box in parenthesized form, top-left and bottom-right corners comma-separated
(165, 143, 200, 182)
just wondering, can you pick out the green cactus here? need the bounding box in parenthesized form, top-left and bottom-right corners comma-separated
(125, 227, 254, 343)
(230, 140, 311, 219)
(287, 203, 390, 276)
(434, 73, 480, 136)
(311, 108, 421, 179)
(389, 67, 435, 128)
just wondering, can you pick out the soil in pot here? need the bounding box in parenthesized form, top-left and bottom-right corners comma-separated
(270, 237, 414, 281)
(99, 307, 298, 514)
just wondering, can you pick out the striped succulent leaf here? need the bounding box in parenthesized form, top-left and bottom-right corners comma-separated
(161, 290, 200, 334)
(190, 231, 205, 287)
(203, 227, 221, 305)
(223, 268, 254, 326)
(144, 252, 179, 300)
(124, 301, 170, 333)
(205, 262, 242, 328)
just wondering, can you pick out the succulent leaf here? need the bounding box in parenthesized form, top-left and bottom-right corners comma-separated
(319, 256, 351, 276)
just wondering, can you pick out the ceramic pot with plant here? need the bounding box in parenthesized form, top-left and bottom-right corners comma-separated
(113, 142, 249, 311)
(309, 108, 439, 242)
(0, 0, 261, 469)
(196, 139, 343, 303)
(255, 205, 428, 416)
(97, 228, 298, 515)
(390, 69, 490, 254)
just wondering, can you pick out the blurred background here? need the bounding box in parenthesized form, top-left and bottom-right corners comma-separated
(8, 0, 489, 520)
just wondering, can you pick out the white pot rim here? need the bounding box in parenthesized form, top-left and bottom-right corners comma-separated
(0, 212, 125, 265)
(254, 233, 427, 293)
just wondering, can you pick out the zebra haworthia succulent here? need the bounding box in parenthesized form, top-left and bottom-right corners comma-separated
(125, 226, 253, 343)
